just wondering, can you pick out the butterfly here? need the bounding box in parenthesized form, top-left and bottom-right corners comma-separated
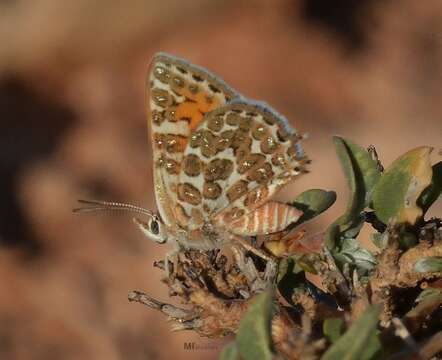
(76, 53, 309, 273)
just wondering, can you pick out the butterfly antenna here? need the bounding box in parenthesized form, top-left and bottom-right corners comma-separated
(73, 199, 153, 217)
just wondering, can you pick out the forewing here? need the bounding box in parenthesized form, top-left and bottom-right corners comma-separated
(175, 100, 309, 230)
(147, 53, 239, 226)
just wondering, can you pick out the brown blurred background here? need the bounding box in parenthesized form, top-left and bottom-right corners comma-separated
(0, 0, 441, 359)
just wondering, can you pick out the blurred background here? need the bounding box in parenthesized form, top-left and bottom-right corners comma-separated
(0, 0, 441, 359)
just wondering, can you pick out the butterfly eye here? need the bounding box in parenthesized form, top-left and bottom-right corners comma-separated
(150, 219, 160, 235)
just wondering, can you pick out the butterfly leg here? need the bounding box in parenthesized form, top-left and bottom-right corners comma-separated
(230, 234, 274, 261)
(230, 234, 278, 283)
(164, 247, 181, 278)
(263, 258, 278, 283)
(230, 245, 277, 292)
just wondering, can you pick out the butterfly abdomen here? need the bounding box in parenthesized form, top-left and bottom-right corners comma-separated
(230, 201, 302, 236)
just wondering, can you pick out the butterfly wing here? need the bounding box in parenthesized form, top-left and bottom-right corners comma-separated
(147, 53, 240, 227)
(175, 100, 309, 232)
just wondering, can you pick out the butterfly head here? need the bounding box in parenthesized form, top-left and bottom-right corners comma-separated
(73, 199, 169, 245)
(133, 214, 168, 244)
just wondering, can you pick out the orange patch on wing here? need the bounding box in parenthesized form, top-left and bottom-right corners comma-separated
(176, 102, 204, 132)
(195, 92, 219, 113)
(175, 90, 222, 132)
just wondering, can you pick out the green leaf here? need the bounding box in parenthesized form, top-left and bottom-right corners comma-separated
(325, 137, 381, 249)
(372, 147, 433, 225)
(418, 161, 442, 213)
(291, 189, 336, 224)
(342, 215, 365, 238)
(406, 291, 442, 321)
(325, 223, 341, 250)
(414, 256, 442, 273)
(415, 288, 442, 303)
(323, 318, 344, 343)
(321, 304, 382, 360)
(237, 290, 273, 360)
(334, 137, 381, 217)
(335, 238, 377, 271)
(219, 342, 240, 360)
